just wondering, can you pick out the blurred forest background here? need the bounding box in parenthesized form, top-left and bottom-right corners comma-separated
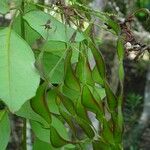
(0, 0, 150, 150)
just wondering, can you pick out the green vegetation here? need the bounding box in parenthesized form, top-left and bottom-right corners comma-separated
(0, 0, 149, 150)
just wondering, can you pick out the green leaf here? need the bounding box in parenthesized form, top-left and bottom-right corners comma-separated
(114, 105, 123, 143)
(58, 94, 76, 115)
(0, 0, 9, 14)
(0, 110, 10, 150)
(102, 120, 115, 144)
(0, 28, 40, 112)
(92, 66, 103, 85)
(31, 116, 69, 143)
(42, 41, 80, 63)
(34, 135, 75, 150)
(59, 108, 76, 135)
(89, 41, 106, 80)
(11, 0, 22, 6)
(81, 85, 104, 121)
(61, 84, 80, 101)
(39, 42, 79, 83)
(50, 126, 70, 148)
(42, 41, 66, 57)
(23, 3, 37, 13)
(76, 97, 91, 123)
(75, 116, 95, 139)
(51, 116, 69, 141)
(43, 52, 64, 84)
(64, 49, 80, 92)
(30, 84, 51, 124)
(105, 18, 121, 35)
(117, 38, 124, 81)
(118, 63, 124, 81)
(62, 49, 81, 101)
(114, 124, 122, 144)
(93, 140, 111, 150)
(88, 85, 105, 102)
(13, 14, 40, 46)
(33, 138, 59, 150)
(16, 101, 48, 127)
(117, 39, 124, 61)
(104, 81, 117, 111)
(31, 121, 50, 143)
(23, 10, 85, 42)
(13, 4, 40, 46)
(76, 49, 94, 86)
(94, 85, 106, 100)
(47, 90, 60, 115)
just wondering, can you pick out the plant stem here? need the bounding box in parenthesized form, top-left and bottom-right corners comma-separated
(21, 1, 27, 150)
(38, 0, 44, 10)
(21, 0, 25, 39)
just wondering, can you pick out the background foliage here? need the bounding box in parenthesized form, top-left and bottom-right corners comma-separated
(0, 0, 149, 150)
